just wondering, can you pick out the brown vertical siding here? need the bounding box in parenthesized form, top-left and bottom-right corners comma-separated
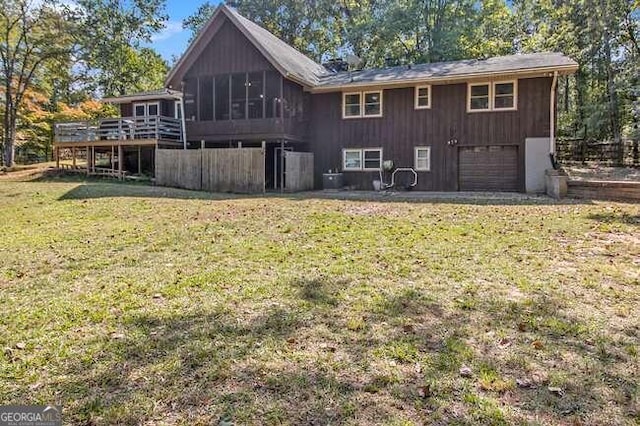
(120, 103, 133, 117)
(309, 77, 552, 191)
(184, 18, 274, 78)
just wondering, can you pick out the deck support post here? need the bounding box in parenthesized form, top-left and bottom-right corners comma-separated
(137, 145, 141, 175)
(72, 147, 76, 167)
(55, 147, 60, 169)
(118, 145, 123, 180)
(111, 145, 115, 172)
(86, 146, 90, 175)
(280, 139, 285, 193)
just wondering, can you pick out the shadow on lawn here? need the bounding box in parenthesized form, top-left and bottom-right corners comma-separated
(13, 277, 637, 424)
(587, 212, 640, 226)
(49, 178, 594, 206)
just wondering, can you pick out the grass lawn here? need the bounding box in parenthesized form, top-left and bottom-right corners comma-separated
(0, 178, 638, 425)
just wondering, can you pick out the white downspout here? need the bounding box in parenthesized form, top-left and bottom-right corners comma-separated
(550, 71, 558, 154)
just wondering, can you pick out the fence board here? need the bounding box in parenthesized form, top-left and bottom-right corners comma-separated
(285, 152, 314, 192)
(201, 148, 265, 193)
(156, 149, 201, 190)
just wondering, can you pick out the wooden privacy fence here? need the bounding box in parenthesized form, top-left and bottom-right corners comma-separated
(202, 149, 265, 193)
(156, 148, 265, 193)
(284, 151, 314, 192)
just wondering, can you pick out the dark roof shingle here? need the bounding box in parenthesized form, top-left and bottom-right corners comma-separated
(316, 53, 578, 89)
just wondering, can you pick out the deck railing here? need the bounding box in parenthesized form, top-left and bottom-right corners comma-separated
(54, 116, 182, 143)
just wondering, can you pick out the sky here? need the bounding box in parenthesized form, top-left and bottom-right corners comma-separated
(147, 0, 223, 63)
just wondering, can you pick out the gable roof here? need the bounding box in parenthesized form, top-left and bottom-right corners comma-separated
(166, 6, 577, 93)
(165, 4, 329, 88)
(313, 53, 578, 92)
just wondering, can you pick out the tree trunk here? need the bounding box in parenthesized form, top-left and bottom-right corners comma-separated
(3, 119, 15, 168)
(600, 0, 623, 165)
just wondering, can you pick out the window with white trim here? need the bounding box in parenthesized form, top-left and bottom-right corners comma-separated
(467, 81, 517, 112)
(134, 103, 146, 117)
(415, 85, 431, 109)
(342, 148, 382, 171)
(468, 84, 490, 111)
(343, 93, 361, 117)
(174, 101, 182, 119)
(493, 81, 515, 110)
(343, 149, 362, 170)
(414, 146, 431, 171)
(363, 92, 382, 116)
(342, 91, 383, 118)
(363, 148, 382, 169)
(133, 102, 159, 117)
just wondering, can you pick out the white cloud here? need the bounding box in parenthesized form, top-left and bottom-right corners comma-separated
(152, 21, 184, 42)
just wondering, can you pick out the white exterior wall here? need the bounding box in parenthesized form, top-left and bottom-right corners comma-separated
(525, 137, 551, 193)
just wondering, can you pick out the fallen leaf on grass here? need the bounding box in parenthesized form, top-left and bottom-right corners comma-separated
(548, 386, 564, 396)
(531, 340, 544, 350)
(516, 378, 533, 388)
(459, 366, 473, 377)
(403, 324, 414, 333)
(418, 385, 431, 398)
(498, 338, 512, 349)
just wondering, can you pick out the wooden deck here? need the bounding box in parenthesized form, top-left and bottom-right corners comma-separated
(53, 116, 183, 147)
(52, 116, 184, 179)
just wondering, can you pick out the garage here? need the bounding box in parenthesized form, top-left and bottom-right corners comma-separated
(458, 145, 519, 191)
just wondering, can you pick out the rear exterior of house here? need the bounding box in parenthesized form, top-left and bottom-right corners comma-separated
(53, 4, 578, 193)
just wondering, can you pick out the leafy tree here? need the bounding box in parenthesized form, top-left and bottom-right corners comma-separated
(76, 0, 169, 97)
(0, 0, 75, 167)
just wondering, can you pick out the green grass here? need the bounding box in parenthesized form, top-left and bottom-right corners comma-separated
(1, 178, 639, 425)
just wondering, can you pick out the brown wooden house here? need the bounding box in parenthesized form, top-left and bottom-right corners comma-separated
(53, 4, 578, 192)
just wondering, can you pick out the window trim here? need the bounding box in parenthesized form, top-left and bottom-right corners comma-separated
(362, 90, 383, 117)
(133, 101, 160, 117)
(414, 85, 431, 109)
(492, 80, 517, 111)
(342, 148, 363, 170)
(174, 100, 182, 119)
(467, 80, 518, 112)
(362, 147, 383, 170)
(133, 102, 146, 117)
(342, 92, 362, 119)
(467, 83, 491, 112)
(414, 146, 431, 171)
(342, 147, 383, 171)
(342, 90, 383, 119)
